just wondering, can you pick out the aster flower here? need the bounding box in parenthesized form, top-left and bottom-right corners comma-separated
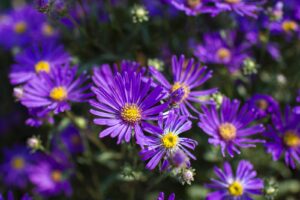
(25, 108, 54, 127)
(294, 90, 300, 114)
(90, 71, 168, 145)
(60, 125, 84, 154)
(215, 0, 263, 18)
(206, 160, 264, 200)
(193, 32, 250, 73)
(0, 192, 32, 200)
(0, 6, 58, 49)
(0, 145, 32, 188)
(247, 94, 280, 119)
(21, 64, 92, 114)
(157, 192, 175, 200)
(149, 55, 217, 118)
(268, 17, 299, 36)
(140, 112, 198, 170)
(29, 152, 73, 197)
(167, 0, 217, 16)
(198, 97, 265, 157)
(10, 43, 70, 85)
(264, 106, 300, 168)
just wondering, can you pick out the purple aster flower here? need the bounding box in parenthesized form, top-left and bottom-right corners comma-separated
(198, 97, 265, 157)
(264, 106, 300, 168)
(157, 192, 175, 200)
(90, 71, 168, 145)
(247, 94, 280, 119)
(269, 17, 299, 36)
(0, 192, 32, 200)
(10, 43, 70, 85)
(167, 0, 217, 16)
(149, 55, 217, 118)
(294, 90, 300, 114)
(60, 125, 84, 154)
(140, 112, 198, 170)
(193, 32, 250, 73)
(21, 64, 92, 114)
(0, 6, 58, 49)
(25, 108, 54, 127)
(0, 145, 32, 188)
(206, 160, 264, 200)
(29, 152, 73, 197)
(215, 0, 264, 18)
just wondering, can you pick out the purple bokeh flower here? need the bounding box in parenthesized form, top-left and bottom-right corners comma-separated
(264, 106, 300, 168)
(28, 152, 73, 197)
(0, 145, 32, 188)
(206, 160, 264, 200)
(60, 125, 84, 154)
(0, 192, 32, 200)
(198, 97, 265, 157)
(140, 111, 197, 170)
(193, 32, 250, 73)
(90, 71, 168, 145)
(247, 94, 280, 119)
(157, 192, 175, 200)
(10, 43, 70, 85)
(167, 0, 217, 16)
(150, 55, 217, 118)
(294, 90, 300, 114)
(21, 64, 92, 114)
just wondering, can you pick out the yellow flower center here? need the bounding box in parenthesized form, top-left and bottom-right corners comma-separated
(171, 82, 190, 102)
(219, 123, 237, 141)
(283, 131, 300, 148)
(14, 21, 27, 34)
(228, 181, 244, 196)
(51, 170, 62, 182)
(35, 61, 50, 73)
(50, 87, 68, 101)
(256, 99, 268, 110)
(121, 104, 142, 124)
(225, 0, 241, 4)
(161, 132, 179, 149)
(187, 0, 201, 8)
(11, 156, 25, 170)
(217, 48, 231, 60)
(42, 23, 54, 36)
(282, 20, 298, 32)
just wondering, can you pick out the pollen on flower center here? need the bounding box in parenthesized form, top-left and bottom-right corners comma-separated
(283, 130, 300, 148)
(121, 104, 142, 124)
(219, 123, 237, 141)
(11, 156, 25, 170)
(14, 21, 27, 34)
(161, 132, 179, 149)
(187, 0, 201, 8)
(217, 48, 231, 60)
(51, 170, 62, 182)
(42, 23, 54, 36)
(228, 181, 244, 196)
(50, 86, 68, 101)
(256, 99, 268, 110)
(171, 82, 190, 102)
(225, 0, 241, 4)
(282, 20, 298, 32)
(35, 60, 50, 73)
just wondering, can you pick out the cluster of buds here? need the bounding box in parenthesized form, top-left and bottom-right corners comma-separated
(27, 136, 44, 152)
(242, 58, 258, 75)
(131, 5, 149, 23)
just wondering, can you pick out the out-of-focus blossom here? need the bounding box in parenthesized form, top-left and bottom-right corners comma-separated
(0, 191, 32, 200)
(140, 112, 197, 170)
(198, 97, 265, 157)
(167, 0, 218, 16)
(60, 125, 84, 154)
(21, 65, 92, 114)
(150, 55, 217, 118)
(193, 32, 250, 73)
(264, 106, 300, 168)
(90, 71, 167, 145)
(294, 90, 300, 114)
(29, 152, 73, 197)
(25, 108, 54, 127)
(10, 43, 70, 85)
(206, 160, 264, 200)
(0, 145, 32, 188)
(157, 192, 175, 200)
(247, 94, 279, 119)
